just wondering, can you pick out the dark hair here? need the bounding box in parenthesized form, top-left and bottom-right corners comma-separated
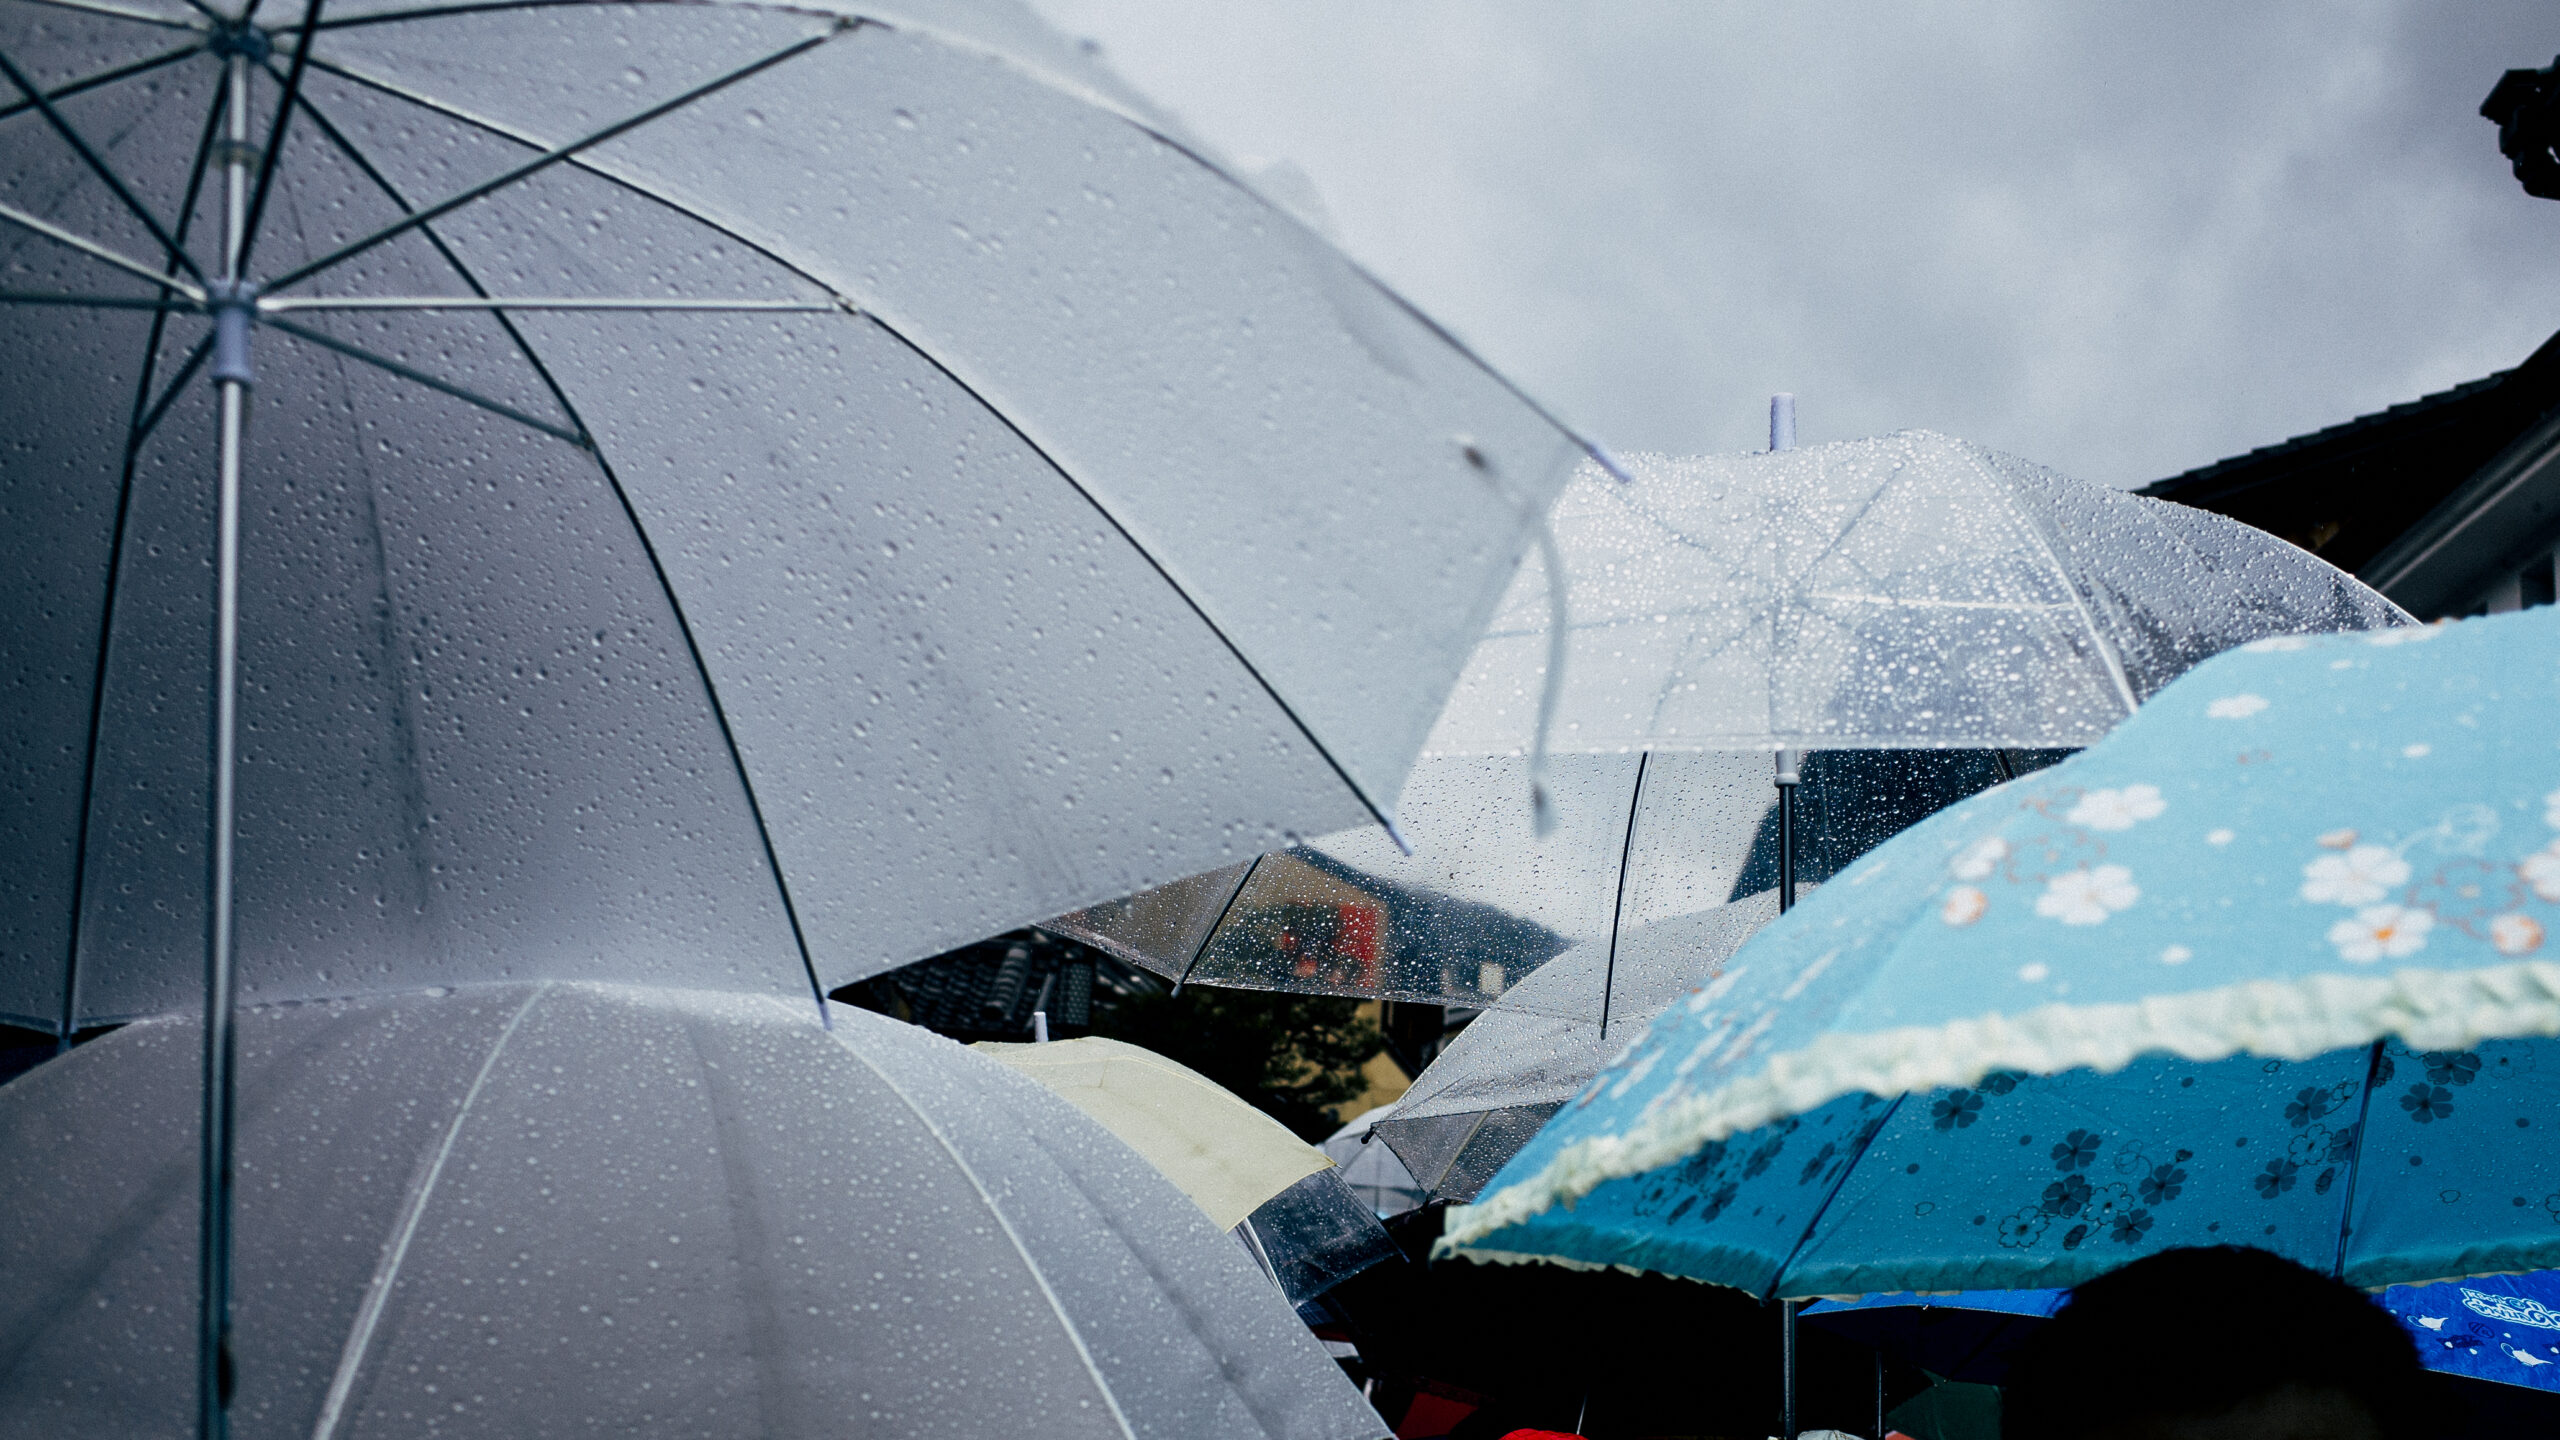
(2001, 1246, 2427, 1440)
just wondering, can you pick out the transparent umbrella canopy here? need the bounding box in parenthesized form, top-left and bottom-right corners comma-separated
(0, 4, 1600, 1430)
(1051, 748, 2039, 1009)
(0, 0, 1597, 1033)
(1425, 431, 2411, 757)
(0, 984, 1392, 1440)
(1371, 892, 1788, 1204)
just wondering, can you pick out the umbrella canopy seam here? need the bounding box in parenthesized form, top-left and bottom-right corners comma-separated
(827, 1025, 1142, 1440)
(13, 0, 203, 31)
(308, 982, 544, 1440)
(1985, 459, 2143, 718)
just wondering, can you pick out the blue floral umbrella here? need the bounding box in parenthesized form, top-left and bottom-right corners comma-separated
(1442, 607, 2560, 1295)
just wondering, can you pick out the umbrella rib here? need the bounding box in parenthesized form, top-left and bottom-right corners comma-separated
(56, 76, 224, 1043)
(2327, 1038, 2389, 1279)
(0, 198, 204, 298)
(0, 289, 191, 308)
(269, 78, 838, 1026)
(311, 984, 545, 1440)
(262, 295, 836, 312)
(259, 28, 833, 294)
(0, 40, 200, 124)
(1170, 854, 1263, 995)
(1432, 1107, 1495, 1196)
(827, 1037, 1142, 1440)
(129, 331, 212, 442)
(0, 46, 206, 283)
(869, 313, 1415, 843)
(1, 0, 206, 30)
(301, 46, 1417, 841)
(1596, 748, 1648, 1041)
(1760, 1091, 1906, 1302)
(261, 315, 584, 443)
(1987, 464, 2142, 716)
(1134, 112, 1626, 485)
(233, 0, 322, 268)
(289, 0, 614, 31)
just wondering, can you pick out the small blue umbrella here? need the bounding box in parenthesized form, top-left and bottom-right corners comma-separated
(1804, 1269, 2560, 1395)
(1443, 606, 2560, 1295)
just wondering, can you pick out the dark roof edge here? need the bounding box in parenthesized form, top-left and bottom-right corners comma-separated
(2359, 400, 2560, 607)
(2137, 371, 2509, 499)
(2139, 326, 2560, 501)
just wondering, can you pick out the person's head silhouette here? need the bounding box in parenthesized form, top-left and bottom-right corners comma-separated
(2002, 1246, 2426, 1440)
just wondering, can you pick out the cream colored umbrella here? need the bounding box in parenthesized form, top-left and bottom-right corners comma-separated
(975, 1036, 1332, 1230)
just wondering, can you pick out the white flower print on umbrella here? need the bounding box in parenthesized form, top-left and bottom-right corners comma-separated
(1949, 836, 2009, 881)
(2206, 694, 2269, 719)
(2328, 905, 2432, 962)
(2036, 865, 2139, 925)
(2067, 785, 2166, 832)
(2545, 787, 2560, 830)
(2522, 842, 2560, 903)
(2301, 845, 2411, 906)
(1941, 886, 1988, 927)
(2491, 913, 2545, 957)
(2367, 627, 2439, 647)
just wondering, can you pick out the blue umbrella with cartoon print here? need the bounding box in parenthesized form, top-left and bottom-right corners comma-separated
(1801, 1268, 2560, 1396)
(1438, 604, 2560, 1300)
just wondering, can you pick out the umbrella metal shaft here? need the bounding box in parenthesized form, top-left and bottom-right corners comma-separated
(200, 46, 250, 1440)
(1780, 1296, 1799, 1439)
(1775, 748, 1801, 913)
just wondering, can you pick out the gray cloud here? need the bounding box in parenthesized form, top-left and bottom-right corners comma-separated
(1029, 0, 2560, 484)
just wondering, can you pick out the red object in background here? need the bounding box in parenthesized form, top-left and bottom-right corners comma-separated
(1335, 902, 1381, 985)
(1495, 1431, 1585, 1440)
(1392, 1382, 1479, 1439)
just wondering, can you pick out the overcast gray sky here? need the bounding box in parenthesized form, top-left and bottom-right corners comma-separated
(1029, 1, 2560, 486)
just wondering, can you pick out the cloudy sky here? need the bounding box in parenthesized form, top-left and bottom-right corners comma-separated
(1029, 1, 2560, 486)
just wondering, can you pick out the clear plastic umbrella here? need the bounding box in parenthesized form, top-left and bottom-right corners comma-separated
(0, 983, 1390, 1440)
(1370, 891, 1787, 1203)
(1052, 747, 2037, 1010)
(1322, 1106, 1426, 1218)
(1, 6, 1601, 1422)
(1427, 430, 2412, 757)
(0, 0, 1596, 1034)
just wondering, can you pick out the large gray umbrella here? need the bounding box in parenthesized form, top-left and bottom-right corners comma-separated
(0, 0, 1593, 1031)
(0, 4, 1597, 1429)
(0, 984, 1390, 1439)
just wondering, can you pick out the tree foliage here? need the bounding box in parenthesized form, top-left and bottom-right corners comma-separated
(1090, 981, 1382, 1143)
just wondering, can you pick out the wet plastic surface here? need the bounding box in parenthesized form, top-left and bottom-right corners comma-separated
(0, 985, 1389, 1439)
(0, 0, 1586, 1030)
(1053, 747, 2024, 1008)
(1428, 433, 2409, 757)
